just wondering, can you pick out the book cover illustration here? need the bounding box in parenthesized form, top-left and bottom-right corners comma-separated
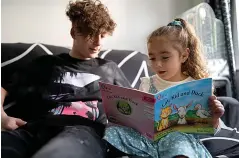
(153, 78, 214, 140)
(99, 78, 214, 141)
(99, 82, 156, 139)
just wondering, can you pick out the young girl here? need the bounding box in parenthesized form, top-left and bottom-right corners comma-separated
(104, 18, 225, 158)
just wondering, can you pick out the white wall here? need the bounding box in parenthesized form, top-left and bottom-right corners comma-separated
(191, 0, 204, 7)
(2, 0, 202, 53)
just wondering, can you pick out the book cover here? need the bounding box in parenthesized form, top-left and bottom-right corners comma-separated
(99, 78, 214, 141)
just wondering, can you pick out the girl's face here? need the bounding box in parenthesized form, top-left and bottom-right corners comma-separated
(147, 36, 189, 82)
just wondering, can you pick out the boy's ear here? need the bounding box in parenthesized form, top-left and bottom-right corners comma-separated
(71, 27, 75, 39)
(181, 48, 190, 63)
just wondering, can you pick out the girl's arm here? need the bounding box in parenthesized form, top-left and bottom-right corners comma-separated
(139, 77, 150, 92)
(214, 97, 239, 136)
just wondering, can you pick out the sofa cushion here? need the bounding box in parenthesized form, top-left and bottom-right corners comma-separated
(2, 43, 153, 90)
(2, 43, 70, 87)
(98, 50, 154, 89)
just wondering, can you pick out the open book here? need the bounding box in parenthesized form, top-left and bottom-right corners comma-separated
(99, 78, 214, 141)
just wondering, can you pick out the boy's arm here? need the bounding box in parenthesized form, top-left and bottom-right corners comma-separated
(1, 55, 50, 130)
(1, 87, 26, 130)
(112, 63, 131, 88)
(1, 87, 8, 118)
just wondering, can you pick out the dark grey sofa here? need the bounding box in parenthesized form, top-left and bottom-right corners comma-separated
(2, 43, 239, 158)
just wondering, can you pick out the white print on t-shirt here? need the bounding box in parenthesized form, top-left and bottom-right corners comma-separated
(54, 72, 101, 87)
(51, 101, 99, 120)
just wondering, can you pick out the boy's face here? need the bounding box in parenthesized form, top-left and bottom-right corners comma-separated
(72, 29, 108, 59)
(148, 36, 189, 82)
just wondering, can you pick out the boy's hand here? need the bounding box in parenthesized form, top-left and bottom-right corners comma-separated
(209, 96, 225, 128)
(1, 114, 26, 131)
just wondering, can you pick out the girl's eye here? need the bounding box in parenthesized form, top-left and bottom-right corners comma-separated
(162, 56, 170, 60)
(149, 58, 156, 61)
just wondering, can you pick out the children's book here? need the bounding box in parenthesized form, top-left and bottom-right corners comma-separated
(99, 78, 214, 141)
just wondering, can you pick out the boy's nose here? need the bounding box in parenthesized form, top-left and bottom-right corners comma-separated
(93, 35, 103, 46)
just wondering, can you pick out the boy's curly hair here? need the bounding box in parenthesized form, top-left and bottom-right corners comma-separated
(66, 0, 116, 37)
(147, 18, 209, 80)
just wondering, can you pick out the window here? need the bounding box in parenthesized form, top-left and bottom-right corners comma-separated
(232, 0, 239, 69)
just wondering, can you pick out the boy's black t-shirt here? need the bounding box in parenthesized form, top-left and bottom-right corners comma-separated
(2, 53, 131, 126)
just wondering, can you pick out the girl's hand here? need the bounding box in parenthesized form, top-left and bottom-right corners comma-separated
(209, 96, 225, 128)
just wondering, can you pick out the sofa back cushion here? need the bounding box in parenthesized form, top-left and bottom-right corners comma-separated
(2, 43, 153, 90)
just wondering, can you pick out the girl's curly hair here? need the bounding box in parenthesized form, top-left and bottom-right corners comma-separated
(66, 0, 116, 37)
(147, 18, 209, 80)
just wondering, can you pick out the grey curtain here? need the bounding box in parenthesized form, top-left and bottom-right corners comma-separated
(206, 0, 238, 99)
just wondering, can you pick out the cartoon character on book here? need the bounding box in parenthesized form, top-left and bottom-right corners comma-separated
(173, 101, 193, 124)
(117, 100, 132, 115)
(157, 106, 172, 131)
(194, 103, 211, 118)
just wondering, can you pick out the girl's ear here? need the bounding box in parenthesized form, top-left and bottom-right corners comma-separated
(181, 48, 190, 63)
